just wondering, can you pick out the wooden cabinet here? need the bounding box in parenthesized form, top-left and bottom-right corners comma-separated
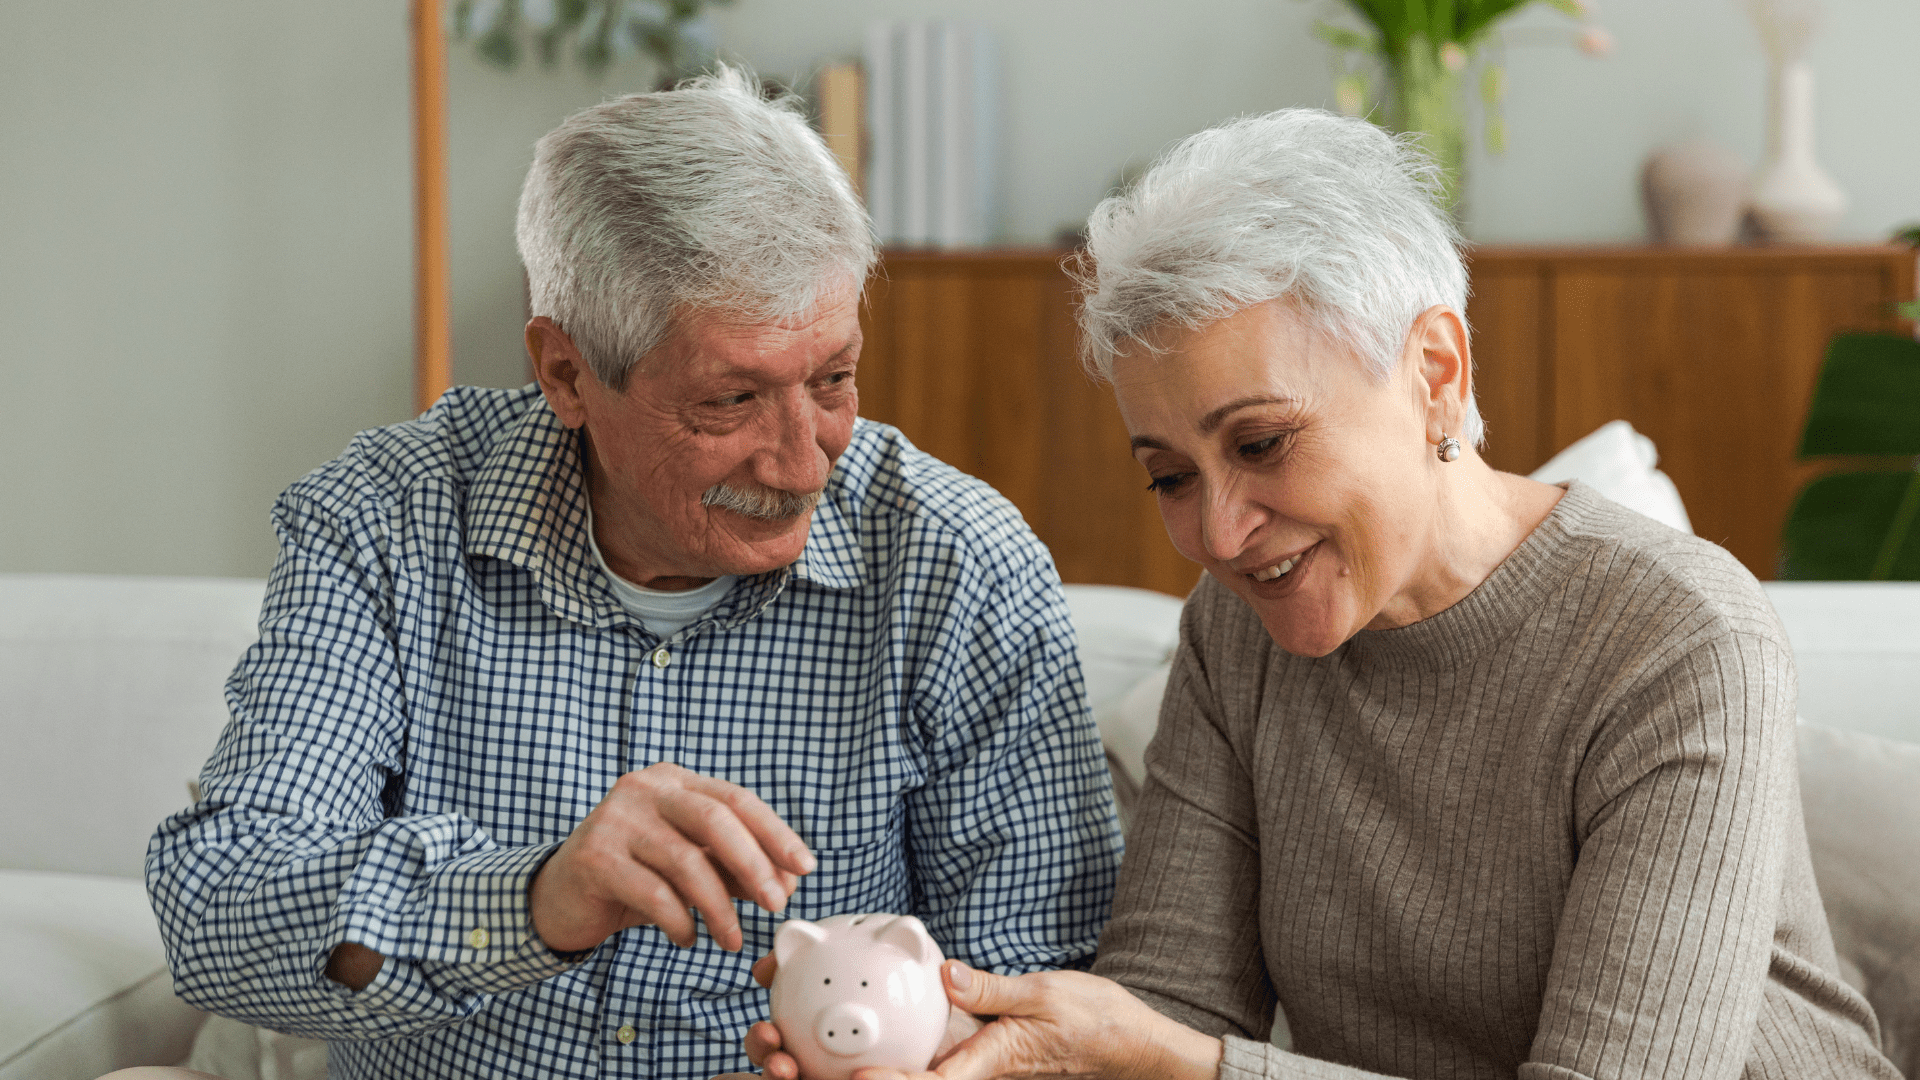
(856, 250, 1203, 597)
(1468, 246, 1915, 578)
(858, 245, 1917, 592)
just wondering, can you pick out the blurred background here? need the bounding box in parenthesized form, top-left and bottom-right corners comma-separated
(2, 0, 1916, 581)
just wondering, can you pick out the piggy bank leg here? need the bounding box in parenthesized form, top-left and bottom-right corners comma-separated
(94, 1070, 229, 1080)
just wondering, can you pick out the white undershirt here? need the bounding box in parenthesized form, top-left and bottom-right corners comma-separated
(585, 509, 736, 638)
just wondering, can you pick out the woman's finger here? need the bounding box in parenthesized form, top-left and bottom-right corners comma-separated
(940, 960, 1036, 1018)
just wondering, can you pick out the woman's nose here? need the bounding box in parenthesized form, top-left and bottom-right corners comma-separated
(1199, 478, 1265, 564)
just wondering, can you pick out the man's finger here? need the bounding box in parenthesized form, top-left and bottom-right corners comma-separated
(687, 773, 816, 876)
(633, 830, 743, 950)
(596, 851, 701, 948)
(744, 1020, 782, 1066)
(751, 951, 778, 989)
(660, 789, 789, 914)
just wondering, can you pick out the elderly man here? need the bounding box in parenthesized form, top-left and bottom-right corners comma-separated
(145, 68, 1121, 1079)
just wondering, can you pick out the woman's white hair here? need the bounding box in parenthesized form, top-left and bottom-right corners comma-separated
(516, 64, 875, 389)
(1076, 108, 1484, 446)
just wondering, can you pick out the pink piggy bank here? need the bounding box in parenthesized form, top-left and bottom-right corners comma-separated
(769, 913, 950, 1080)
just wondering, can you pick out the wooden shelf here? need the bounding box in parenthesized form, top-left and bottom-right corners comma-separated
(858, 244, 1918, 590)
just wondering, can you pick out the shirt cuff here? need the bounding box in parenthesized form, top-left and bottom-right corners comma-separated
(412, 841, 561, 958)
(330, 840, 592, 1004)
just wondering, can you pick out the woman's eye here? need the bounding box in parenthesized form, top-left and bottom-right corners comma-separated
(1238, 435, 1282, 458)
(1146, 473, 1193, 496)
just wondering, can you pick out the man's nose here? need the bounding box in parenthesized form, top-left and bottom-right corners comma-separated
(753, 388, 831, 492)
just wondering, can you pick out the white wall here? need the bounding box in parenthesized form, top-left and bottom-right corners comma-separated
(3, 0, 1915, 578)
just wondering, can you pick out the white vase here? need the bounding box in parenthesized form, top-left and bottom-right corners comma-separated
(1750, 58, 1847, 243)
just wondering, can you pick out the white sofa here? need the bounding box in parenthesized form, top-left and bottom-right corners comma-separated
(5, 565, 1918, 1076)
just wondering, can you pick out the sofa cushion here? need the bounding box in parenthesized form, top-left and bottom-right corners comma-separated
(1764, 582, 1920, 745)
(0, 870, 205, 1080)
(0, 574, 266, 877)
(1797, 723, 1920, 1078)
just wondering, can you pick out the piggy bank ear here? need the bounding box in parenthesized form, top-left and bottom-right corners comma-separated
(774, 919, 829, 967)
(875, 915, 940, 965)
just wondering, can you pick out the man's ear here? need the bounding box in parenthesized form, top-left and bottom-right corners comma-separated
(1406, 305, 1471, 444)
(527, 316, 594, 430)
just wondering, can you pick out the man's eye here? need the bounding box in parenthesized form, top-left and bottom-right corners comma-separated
(1146, 473, 1193, 495)
(822, 371, 853, 386)
(713, 392, 753, 407)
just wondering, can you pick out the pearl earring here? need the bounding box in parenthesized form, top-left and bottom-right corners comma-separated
(1437, 434, 1462, 462)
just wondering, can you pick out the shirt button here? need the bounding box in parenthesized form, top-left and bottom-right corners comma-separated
(616, 1023, 637, 1045)
(651, 647, 671, 669)
(467, 927, 489, 949)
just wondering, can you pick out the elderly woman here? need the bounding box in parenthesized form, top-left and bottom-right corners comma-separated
(745, 108, 1896, 1080)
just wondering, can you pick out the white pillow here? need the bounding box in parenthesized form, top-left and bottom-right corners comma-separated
(1529, 420, 1692, 534)
(1797, 722, 1920, 1077)
(0, 870, 205, 1080)
(1062, 584, 1185, 711)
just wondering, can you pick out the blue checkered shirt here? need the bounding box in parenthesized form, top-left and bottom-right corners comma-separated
(147, 385, 1122, 1079)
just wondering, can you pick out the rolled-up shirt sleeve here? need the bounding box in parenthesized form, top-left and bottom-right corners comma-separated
(146, 489, 586, 1040)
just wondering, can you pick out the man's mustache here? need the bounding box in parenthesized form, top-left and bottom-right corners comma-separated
(700, 482, 821, 521)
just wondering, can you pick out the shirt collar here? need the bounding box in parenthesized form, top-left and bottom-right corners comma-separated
(465, 397, 867, 630)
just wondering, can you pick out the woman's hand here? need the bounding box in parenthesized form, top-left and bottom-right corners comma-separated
(737, 950, 984, 1080)
(858, 961, 1222, 1080)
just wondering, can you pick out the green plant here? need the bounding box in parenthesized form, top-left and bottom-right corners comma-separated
(1313, 0, 1606, 211)
(1780, 333, 1920, 580)
(452, 0, 733, 84)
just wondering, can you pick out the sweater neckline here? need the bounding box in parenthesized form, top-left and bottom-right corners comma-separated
(1343, 481, 1605, 670)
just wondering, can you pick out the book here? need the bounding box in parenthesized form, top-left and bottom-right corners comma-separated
(863, 19, 999, 248)
(815, 62, 865, 202)
(863, 21, 896, 241)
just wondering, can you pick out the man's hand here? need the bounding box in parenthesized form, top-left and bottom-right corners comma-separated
(530, 763, 815, 954)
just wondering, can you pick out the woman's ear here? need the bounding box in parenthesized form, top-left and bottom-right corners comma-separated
(1407, 305, 1471, 443)
(527, 316, 594, 429)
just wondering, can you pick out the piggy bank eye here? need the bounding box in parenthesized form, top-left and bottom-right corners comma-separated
(823, 978, 831, 985)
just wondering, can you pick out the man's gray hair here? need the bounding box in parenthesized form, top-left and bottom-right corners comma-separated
(1076, 108, 1484, 446)
(516, 64, 876, 390)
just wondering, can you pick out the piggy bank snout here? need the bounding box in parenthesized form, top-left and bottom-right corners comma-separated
(814, 1003, 883, 1057)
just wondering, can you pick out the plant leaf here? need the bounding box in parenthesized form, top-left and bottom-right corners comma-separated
(1781, 470, 1920, 580)
(1314, 20, 1379, 51)
(1798, 333, 1920, 456)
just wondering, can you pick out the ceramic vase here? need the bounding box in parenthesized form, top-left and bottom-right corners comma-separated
(1750, 58, 1847, 242)
(1642, 141, 1748, 245)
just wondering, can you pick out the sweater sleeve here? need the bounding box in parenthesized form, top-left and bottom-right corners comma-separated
(1092, 592, 1277, 1042)
(1520, 630, 1795, 1079)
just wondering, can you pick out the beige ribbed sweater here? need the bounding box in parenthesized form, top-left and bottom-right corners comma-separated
(1093, 483, 1896, 1080)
